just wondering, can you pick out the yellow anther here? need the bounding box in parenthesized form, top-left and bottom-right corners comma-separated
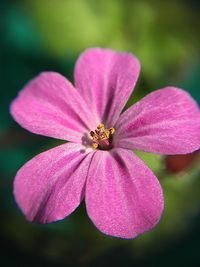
(109, 127, 115, 135)
(97, 123, 105, 131)
(91, 143, 98, 149)
(103, 130, 110, 139)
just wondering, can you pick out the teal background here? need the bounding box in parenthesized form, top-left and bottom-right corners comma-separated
(0, 1, 200, 266)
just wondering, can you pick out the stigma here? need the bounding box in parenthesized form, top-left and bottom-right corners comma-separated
(90, 123, 115, 150)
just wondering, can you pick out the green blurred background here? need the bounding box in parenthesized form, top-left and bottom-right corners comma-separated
(0, 0, 200, 266)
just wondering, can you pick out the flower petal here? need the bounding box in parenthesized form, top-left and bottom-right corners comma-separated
(86, 148, 163, 239)
(115, 87, 200, 154)
(14, 143, 93, 223)
(10, 72, 96, 142)
(74, 48, 140, 127)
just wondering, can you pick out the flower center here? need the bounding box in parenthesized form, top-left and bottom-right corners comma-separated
(90, 123, 115, 150)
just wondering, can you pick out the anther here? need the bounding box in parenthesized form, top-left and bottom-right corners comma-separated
(91, 143, 98, 149)
(90, 131, 95, 137)
(109, 127, 115, 135)
(97, 123, 105, 130)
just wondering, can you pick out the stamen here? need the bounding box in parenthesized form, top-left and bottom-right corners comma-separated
(97, 123, 105, 131)
(91, 143, 99, 149)
(109, 127, 115, 135)
(89, 123, 115, 150)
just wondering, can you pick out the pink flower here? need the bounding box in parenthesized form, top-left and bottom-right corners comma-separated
(10, 48, 200, 239)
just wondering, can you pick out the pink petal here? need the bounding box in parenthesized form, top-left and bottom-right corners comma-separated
(14, 142, 93, 223)
(74, 48, 140, 127)
(10, 72, 96, 143)
(86, 148, 163, 239)
(115, 87, 200, 154)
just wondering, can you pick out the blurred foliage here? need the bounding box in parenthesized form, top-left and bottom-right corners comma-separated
(23, 0, 200, 85)
(0, 0, 200, 266)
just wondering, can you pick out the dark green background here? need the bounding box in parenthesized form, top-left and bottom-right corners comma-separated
(0, 0, 200, 266)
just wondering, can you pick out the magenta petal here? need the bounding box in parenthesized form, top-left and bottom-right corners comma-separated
(74, 48, 140, 127)
(14, 143, 93, 223)
(115, 87, 200, 154)
(10, 72, 96, 142)
(86, 148, 163, 239)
